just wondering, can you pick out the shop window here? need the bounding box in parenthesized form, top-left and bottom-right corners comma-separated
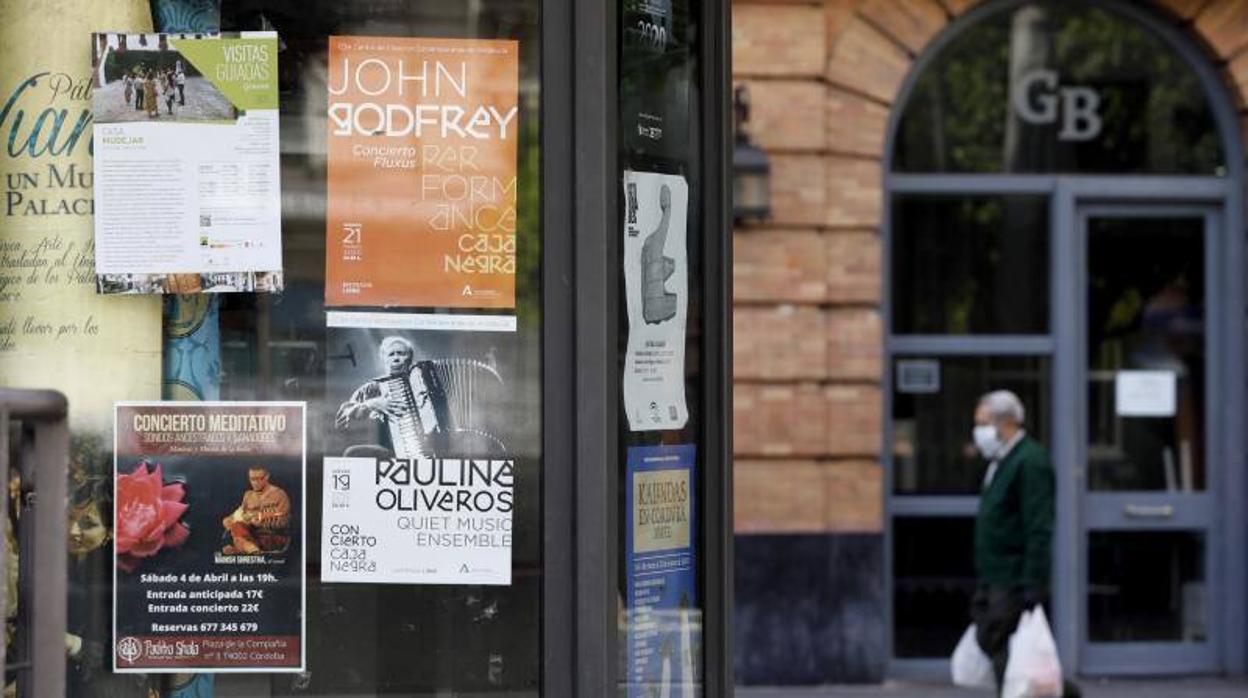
(891, 195, 1049, 335)
(892, 355, 1051, 495)
(892, 2, 1224, 175)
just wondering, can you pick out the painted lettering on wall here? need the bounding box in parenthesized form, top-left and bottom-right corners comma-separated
(2, 71, 95, 217)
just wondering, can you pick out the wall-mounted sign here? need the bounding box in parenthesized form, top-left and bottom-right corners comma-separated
(92, 32, 283, 294)
(113, 402, 306, 672)
(320, 310, 517, 585)
(896, 359, 941, 394)
(626, 444, 697, 697)
(325, 36, 520, 309)
(622, 170, 689, 432)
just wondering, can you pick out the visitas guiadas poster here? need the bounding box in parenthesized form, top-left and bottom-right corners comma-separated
(0, 0, 162, 438)
(325, 37, 520, 309)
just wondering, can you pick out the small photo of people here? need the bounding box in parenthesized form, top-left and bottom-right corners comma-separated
(95, 273, 167, 294)
(96, 271, 283, 295)
(92, 32, 235, 124)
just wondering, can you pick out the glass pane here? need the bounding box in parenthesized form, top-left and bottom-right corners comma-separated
(892, 195, 1049, 335)
(36, 2, 545, 696)
(1088, 531, 1206, 643)
(893, 355, 1050, 495)
(618, 0, 705, 695)
(893, 517, 977, 658)
(1087, 217, 1205, 492)
(893, 2, 1225, 174)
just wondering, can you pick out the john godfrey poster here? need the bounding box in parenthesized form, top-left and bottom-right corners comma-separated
(113, 402, 306, 672)
(325, 36, 520, 309)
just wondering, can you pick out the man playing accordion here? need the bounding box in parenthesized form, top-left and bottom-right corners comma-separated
(335, 335, 445, 458)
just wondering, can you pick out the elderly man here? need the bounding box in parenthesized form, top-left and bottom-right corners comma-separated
(222, 467, 291, 555)
(335, 335, 445, 458)
(969, 390, 1077, 696)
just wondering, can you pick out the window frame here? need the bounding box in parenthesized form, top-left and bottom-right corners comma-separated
(888, 1, 1228, 177)
(543, 0, 734, 694)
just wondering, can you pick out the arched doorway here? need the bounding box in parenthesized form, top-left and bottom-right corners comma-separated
(883, 0, 1245, 677)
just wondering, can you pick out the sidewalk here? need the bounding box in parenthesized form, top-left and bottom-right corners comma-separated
(737, 679, 1248, 698)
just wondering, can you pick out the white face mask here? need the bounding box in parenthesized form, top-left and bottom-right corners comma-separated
(972, 424, 1002, 460)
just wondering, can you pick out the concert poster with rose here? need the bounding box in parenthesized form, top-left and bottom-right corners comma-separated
(112, 401, 306, 673)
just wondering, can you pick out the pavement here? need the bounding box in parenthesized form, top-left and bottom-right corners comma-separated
(737, 679, 1248, 698)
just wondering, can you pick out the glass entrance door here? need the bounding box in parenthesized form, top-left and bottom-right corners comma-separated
(1078, 208, 1220, 674)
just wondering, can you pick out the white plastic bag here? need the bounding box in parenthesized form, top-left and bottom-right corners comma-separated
(951, 624, 995, 689)
(1002, 607, 1063, 698)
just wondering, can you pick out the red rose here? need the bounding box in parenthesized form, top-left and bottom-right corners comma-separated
(116, 461, 189, 572)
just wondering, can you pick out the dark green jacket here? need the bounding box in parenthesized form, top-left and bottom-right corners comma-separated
(974, 435, 1054, 590)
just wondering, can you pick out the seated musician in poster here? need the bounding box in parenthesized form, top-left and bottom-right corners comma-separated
(334, 335, 446, 459)
(221, 467, 291, 555)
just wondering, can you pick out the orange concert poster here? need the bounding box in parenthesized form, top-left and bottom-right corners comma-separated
(326, 36, 519, 308)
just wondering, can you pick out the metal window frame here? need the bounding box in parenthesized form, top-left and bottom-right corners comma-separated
(540, 0, 623, 693)
(0, 389, 69, 698)
(542, 0, 733, 694)
(880, 0, 1247, 679)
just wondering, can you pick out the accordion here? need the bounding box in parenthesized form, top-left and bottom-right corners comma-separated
(375, 359, 505, 459)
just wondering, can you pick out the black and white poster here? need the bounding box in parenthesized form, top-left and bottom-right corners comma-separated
(322, 311, 517, 585)
(623, 171, 689, 431)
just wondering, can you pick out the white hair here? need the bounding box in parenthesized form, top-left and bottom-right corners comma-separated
(378, 335, 414, 359)
(978, 389, 1025, 425)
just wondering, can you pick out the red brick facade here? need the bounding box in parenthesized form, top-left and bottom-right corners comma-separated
(731, 0, 1248, 536)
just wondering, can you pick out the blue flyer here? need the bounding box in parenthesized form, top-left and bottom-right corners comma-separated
(626, 444, 697, 697)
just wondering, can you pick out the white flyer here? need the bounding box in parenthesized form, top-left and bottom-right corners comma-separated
(622, 170, 689, 431)
(321, 457, 513, 586)
(91, 32, 283, 294)
(1115, 370, 1177, 417)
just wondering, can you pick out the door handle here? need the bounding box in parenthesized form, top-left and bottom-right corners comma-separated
(1124, 503, 1175, 519)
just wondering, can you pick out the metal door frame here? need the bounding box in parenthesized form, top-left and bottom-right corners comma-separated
(1062, 199, 1226, 675)
(542, 0, 733, 694)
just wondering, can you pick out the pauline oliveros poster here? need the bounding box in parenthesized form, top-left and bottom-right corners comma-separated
(113, 402, 306, 672)
(321, 311, 517, 585)
(325, 36, 520, 309)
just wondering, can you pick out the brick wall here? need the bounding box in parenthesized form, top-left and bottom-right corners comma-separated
(730, 0, 1248, 542)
